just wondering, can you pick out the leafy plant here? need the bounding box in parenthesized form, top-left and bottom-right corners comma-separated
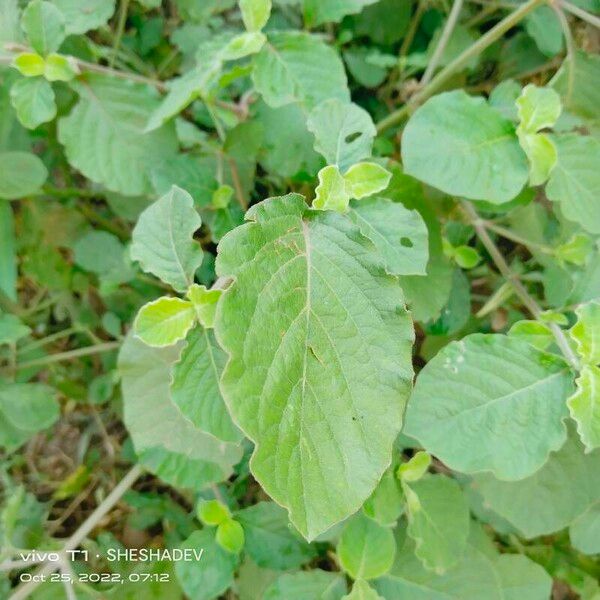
(1, 0, 600, 598)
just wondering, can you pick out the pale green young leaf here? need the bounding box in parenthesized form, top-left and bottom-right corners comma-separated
(212, 185, 234, 209)
(197, 499, 230, 525)
(236, 502, 316, 570)
(516, 84, 562, 133)
(175, 529, 239, 600)
(404, 333, 572, 480)
(12, 52, 45, 76)
(568, 365, 600, 451)
(217, 518, 245, 554)
(10, 77, 56, 130)
(452, 245, 481, 269)
(405, 475, 470, 573)
(119, 334, 242, 489)
(223, 31, 266, 60)
(546, 134, 600, 234)
(402, 91, 528, 203)
(131, 186, 203, 292)
(0, 312, 31, 345)
(569, 500, 600, 555)
(397, 451, 431, 483)
(187, 284, 222, 329)
(215, 194, 414, 539)
(517, 131, 557, 186)
(264, 570, 347, 600)
(51, 0, 115, 34)
(343, 162, 391, 200)
(570, 301, 600, 364)
(0, 151, 47, 199)
(239, 0, 271, 31)
(313, 165, 350, 212)
(170, 327, 242, 443)
(21, 0, 65, 55)
(337, 512, 395, 580)
(555, 233, 593, 266)
(43, 53, 77, 81)
(303, 0, 378, 26)
(134, 297, 196, 347)
(342, 579, 383, 600)
(306, 99, 376, 172)
(59, 75, 178, 195)
(508, 320, 553, 350)
(252, 32, 350, 109)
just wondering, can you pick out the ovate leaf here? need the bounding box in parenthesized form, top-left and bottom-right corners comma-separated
(567, 365, 600, 451)
(216, 518, 245, 554)
(239, 0, 271, 31)
(134, 297, 196, 347)
(546, 134, 600, 234)
(0, 151, 47, 199)
(337, 513, 395, 580)
(170, 327, 242, 443)
(264, 570, 347, 600)
(517, 132, 557, 186)
(51, 0, 115, 34)
(12, 52, 45, 76)
(21, 0, 65, 55)
(187, 284, 222, 329)
(215, 194, 414, 539)
(343, 162, 391, 199)
(197, 499, 230, 525)
(58, 75, 178, 195)
(313, 165, 350, 212)
(348, 197, 429, 276)
(307, 99, 376, 172)
(253, 31, 349, 109)
(397, 451, 431, 483)
(516, 84, 561, 133)
(570, 301, 600, 365)
(402, 90, 528, 203)
(404, 333, 572, 480)
(131, 186, 203, 292)
(10, 77, 56, 130)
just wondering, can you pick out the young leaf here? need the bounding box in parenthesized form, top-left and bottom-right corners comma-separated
(517, 132, 557, 186)
(508, 320, 553, 350)
(404, 475, 470, 573)
(307, 99, 376, 172)
(170, 327, 242, 443)
(402, 90, 528, 203)
(21, 0, 65, 55)
(197, 499, 230, 526)
(239, 0, 272, 31)
(131, 186, 203, 292)
(216, 518, 245, 554)
(397, 451, 431, 483)
(215, 194, 414, 539)
(10, 77, 56, 130)
(404, 333, 572, 480)
(236, 502, 316, 570)
(567, 365, 600, 452)
(134, 297, 196, 348)
(342, 579, 383, 600)
(264, 570, 347, 599)
(0, 151, 48, 199)
(43, 53, 77, 81)
(570, 301, 600, 365)
(313, 165, 350, 212)
(337, 512, 395, 580)
(222, 31, 266, 60)
(187, 284, 222, 329)
(343, 163, 391, 200)
(12, 52, 45, 76)
(516, 84, 562, 133)
(555, 233, 593, 267)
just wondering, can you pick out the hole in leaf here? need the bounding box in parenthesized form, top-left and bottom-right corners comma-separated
(344, 131, 362, 144)
(400, 237, 413, 248)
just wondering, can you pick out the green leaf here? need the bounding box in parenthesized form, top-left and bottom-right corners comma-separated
(0, 151, 47, 199)
(51, 0, 115, 34)
(0, 203, 17, 300)
(197, 499, 230, 525)
(363, 467, 404, 527)
(10, 77, 56, 130)
(252, 31, 350, 109)
(43, 53, 77, 81)
(0, 312, 31, 345)
(58, 75, 178, 196)
(306, 99, 376, 172)
(216, 518, 245, 554)
(236, 502, 317, 570)
(569, 500, 600, 555)
(337, 512, 395, 580)
(224, 31, 266, 59)
(352, 0, 411, 45)
(131, 186, 203, 292)
(239, 0, 272, 31)
(0, 383, 59, 452)
(546, 134, 600, 234)
(397, 451, 431, 483)
(134, 297, 196, 348)
(73, 231, 125, 275)
(452, 245, 481, 269)
(555, 233, 592, 266)
(343, 163, 391, 200)
(313, 165, 350, 212)
(187, 284, 222, 329)
(517, 132, 557, 186)
(212, 185, 234, 209)
(119, 334, 242, 489)
(21, 0, 65, 55)
(264, 570, 347, 600)
(215, 194, 414, 539)
(404, 475, 470, 573)
(170, 327, 242, 443)
(516, 84, 562, 133)
(568, 365, 600, 451)
(402, 90, 528, 204)
(470, 431, 600, 538)
(303, 0, 378, 26)
(12, 52, 45, 76)
(404, 333, 572, 480)
(570, 301, 600, 364)
(175, 529, 239, 600)
(508, 320, 553, 350)
(525, 6, 563, 57)
(342, 579, 383, 600)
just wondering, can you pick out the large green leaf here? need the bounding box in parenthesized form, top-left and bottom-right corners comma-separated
(0, 151, 47, 199)
(470, 432, 600, 538)
(348, 197, 428, 276)
(171, 327, 242, 443)
(264, 570, 347, 600)
(215, 194, 414, 539)
(402, 91, 528, 203)
(118, 334, 242, 490)
(21, 0, 65, 55)
(252, 32, 350, 109)
(131, 186, 203, 292)
(404, 333, 572, 480)
(58, 75, 178, 195)
(546, 134, 600, 235)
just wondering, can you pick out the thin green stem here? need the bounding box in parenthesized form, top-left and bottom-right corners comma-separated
(560, 0, 600, 28)
(377, 0, 547, 133)
(110, 0, 131, 68)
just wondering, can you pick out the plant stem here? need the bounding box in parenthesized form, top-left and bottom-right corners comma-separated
(560, 0, 600, 28)
(110, 0, 131, 68)
(8, 465, 143, 600)
(377, 0, 547, 133)
(483, 222, 554, 254)
(462, 201, 580, 369)
(421, 0, 465, 85)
